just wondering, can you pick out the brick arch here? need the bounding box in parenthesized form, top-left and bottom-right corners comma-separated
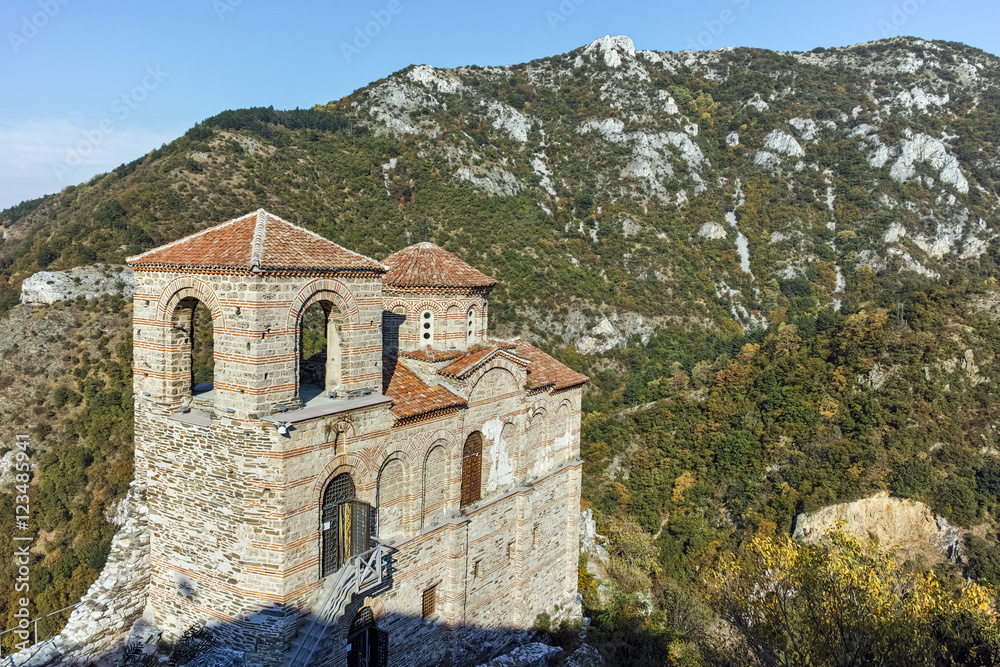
(286, 278, 360, 329)
(312, 455, 368, 496)
(156, 277, 226, 329)
(420, 428, 458, 460)
(376, 451, 413, 541)
(410, 300, 447, 316)
(462, 300, 484, 317)
(384, 300, 411, 316)
(467, 363, 521, 402)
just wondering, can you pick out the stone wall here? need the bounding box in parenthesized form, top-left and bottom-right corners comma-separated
(5, 482, 150, 667)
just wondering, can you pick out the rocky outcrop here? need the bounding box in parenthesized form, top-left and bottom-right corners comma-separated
(474, 643, 560, 667)
(6, 482, 150, 667)
(20, 265, 134, 305)
(792, 491, 962, 564)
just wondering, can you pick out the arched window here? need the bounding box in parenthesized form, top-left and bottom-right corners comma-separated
(422, 444, 448, 529)
(171, 297, 215, 408)
(461, 432, 483, 507)
(466, 308, 475, 344)
(421, 310, 434, 346)
(348, 606, 387, 667)
(320, 473, 369, 577)
(300, 301, 342, 404)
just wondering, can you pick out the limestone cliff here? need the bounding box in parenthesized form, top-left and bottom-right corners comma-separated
(792, 491, 962, 564)
(19, 266, 134, 305)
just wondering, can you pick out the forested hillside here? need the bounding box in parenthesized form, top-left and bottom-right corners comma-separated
(3, 34, 1000, 663)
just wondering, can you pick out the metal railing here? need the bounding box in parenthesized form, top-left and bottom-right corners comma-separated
(285, 541, 386, 667)
(0, 602, 83, 664)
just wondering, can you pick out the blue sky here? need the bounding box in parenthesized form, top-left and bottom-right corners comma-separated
(1, 0, 997, 210)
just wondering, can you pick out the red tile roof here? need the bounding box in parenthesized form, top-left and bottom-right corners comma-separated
(437, 341, 520, 379)
(513, 340, 589, 391)
(383, 355, 466, 421)
(400, 347, 467, 363)
(127, 209, 386, 273)
(381, 242, 497, 291)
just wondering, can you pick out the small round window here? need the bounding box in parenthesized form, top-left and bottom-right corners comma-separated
(421, 310, 433, 345)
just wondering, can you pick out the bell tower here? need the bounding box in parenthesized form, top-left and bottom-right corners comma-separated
(127, 210, 388, 660)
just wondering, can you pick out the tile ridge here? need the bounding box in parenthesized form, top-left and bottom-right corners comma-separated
(250, 209, 267, 270)
(127, 210, 254, 265)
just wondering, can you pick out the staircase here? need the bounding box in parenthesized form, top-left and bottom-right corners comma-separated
(284, 541, 387, 667)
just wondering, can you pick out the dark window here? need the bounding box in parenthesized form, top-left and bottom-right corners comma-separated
(348, 607, 387, 667)
(422, 585, 437, 619)
(321, 474, 370, 577)
(461, 432, 483, 507)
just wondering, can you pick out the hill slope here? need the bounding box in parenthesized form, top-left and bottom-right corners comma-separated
(4, 35, 1000, 658)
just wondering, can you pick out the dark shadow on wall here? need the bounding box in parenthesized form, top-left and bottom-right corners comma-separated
(4, 546, 582, 667)
(6, 610, 571, 667)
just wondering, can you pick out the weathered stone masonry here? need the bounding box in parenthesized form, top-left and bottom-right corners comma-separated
(7, 209, 587, 667)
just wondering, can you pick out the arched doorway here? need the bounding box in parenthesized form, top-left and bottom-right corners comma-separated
(347, 606, 387, 667)
(321, 474, 371, 577)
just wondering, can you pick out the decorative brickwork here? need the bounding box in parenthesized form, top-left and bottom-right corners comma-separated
(123, 210, 585, 667)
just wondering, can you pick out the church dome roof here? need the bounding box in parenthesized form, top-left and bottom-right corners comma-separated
(381, 242, 497, 291)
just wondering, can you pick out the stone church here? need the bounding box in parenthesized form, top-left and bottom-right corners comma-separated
(124, 209, 587, 667)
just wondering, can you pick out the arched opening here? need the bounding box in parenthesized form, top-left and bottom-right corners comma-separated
(420, 310, 434, 347)
(376, 457, 407, 542)
(422, 444, 448, 529)
(466, 308, 476, 344)
(527, 409, 548, 478)
(171, 297, 215, 407)
(553, 403, 571, 465)
(300, 301, 343, 405)
(320, 473, 370, 577)
(383, 306, 406, 352)
(347, 606, 387, 667)
(460, 432, 483, 507)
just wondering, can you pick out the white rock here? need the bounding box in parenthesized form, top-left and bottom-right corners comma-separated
(789, 117, 819, 141)
(21, 265, 134, 305)
(455, 166, 524, 196)
(698, 223, 728, 240)
(763, 130, 805, 157)
(406, 64, 463, 93)
(745, 93, 769, 111)
(488, 102, 531, 142)
(883, 222, 906, 243)
(894, 87, 949, 112)
(530, 155, 556, 196)
(889, 133, 969, 193)
(726, 132, 739, 146)
(583, 35, 636, 69)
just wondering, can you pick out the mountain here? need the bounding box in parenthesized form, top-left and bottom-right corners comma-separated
(4, 35, 1000, 661)
(2, 36, 999, 345)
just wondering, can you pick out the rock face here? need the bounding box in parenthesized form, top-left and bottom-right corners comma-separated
(7, 482, 150, 667)
(792, 491, 962, 563)
(474, 643, 561, 667)
(20, 265, 134, 305)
